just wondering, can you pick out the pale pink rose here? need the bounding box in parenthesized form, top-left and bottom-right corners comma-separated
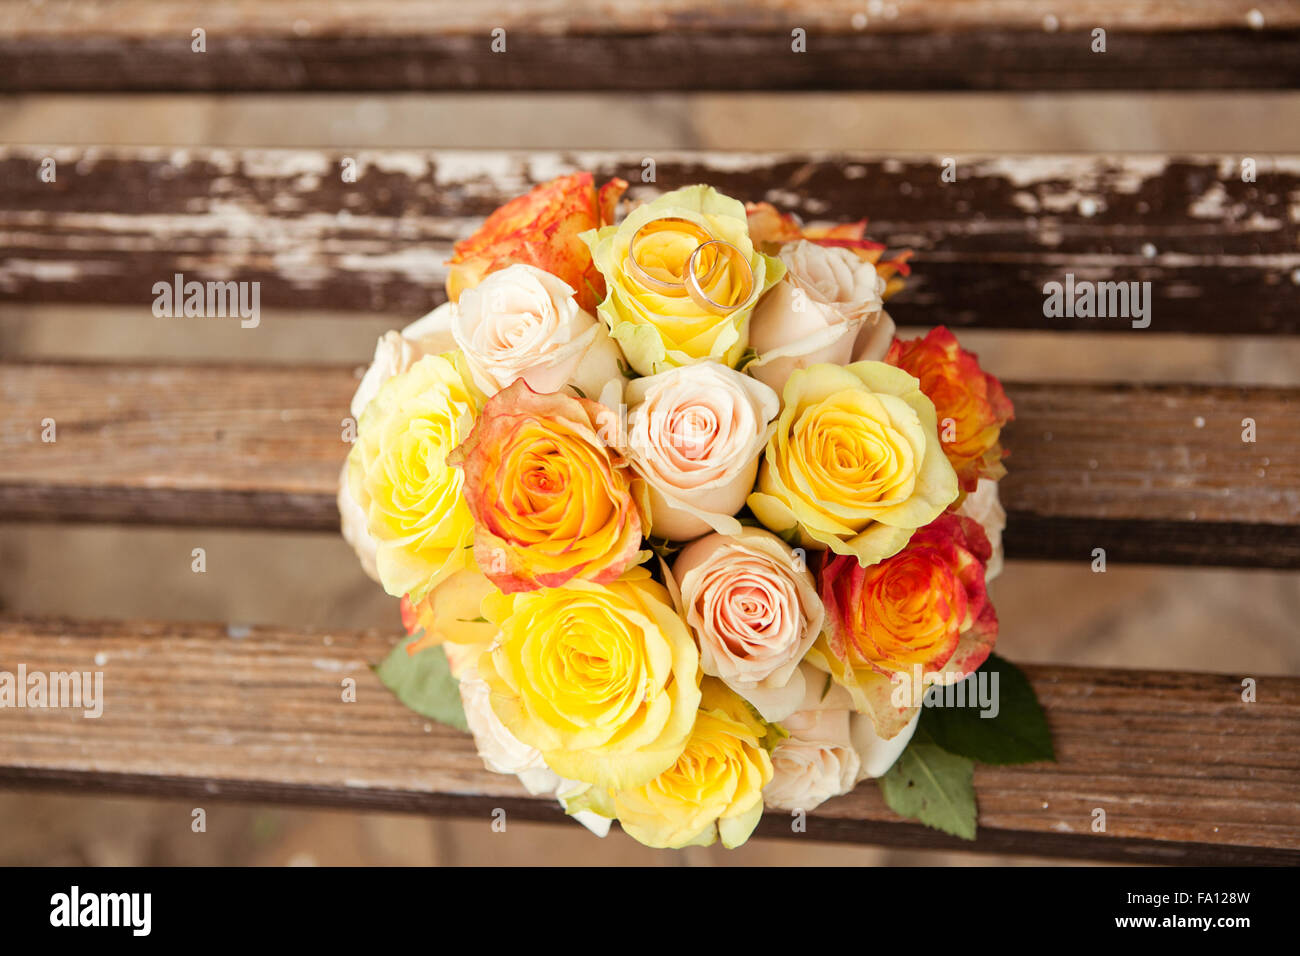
(955, 477, 1007, 581)
(764, 709, 860, 811)
(672, 528, 823, 721)
(453, 263, 623, 400)
(747, 240, 890, 394)
(624, 363, 778, 541)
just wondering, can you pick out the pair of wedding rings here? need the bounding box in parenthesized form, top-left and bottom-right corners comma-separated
(626, 217, 754, 315)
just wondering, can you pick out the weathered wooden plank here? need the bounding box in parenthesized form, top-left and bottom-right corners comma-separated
(2, 149, 1297, 334)
(0, 615, 1295, 864)
(3, 2, 1298, 91)
(1, 362, 1297, 567)
(11, 1, 1300, 35)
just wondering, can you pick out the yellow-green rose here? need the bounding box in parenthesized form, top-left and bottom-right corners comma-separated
(345, 355, 477, 601)
(572, 679, 773, 849)
(582, 185, 784, 375)
(478, 568, 701, 791)
(748, 361, 959, 567)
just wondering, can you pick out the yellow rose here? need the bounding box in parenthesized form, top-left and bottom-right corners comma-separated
(582, 185, 784, 375)
(345, 355, 477, 601)
(575, 679, 773, 849)
(748, 361, 959, 567)
(478, 569, 701, 791)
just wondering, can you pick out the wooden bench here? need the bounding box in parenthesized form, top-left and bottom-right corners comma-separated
(3, 1, 1299, 91)
(1, 4, 1298, 864)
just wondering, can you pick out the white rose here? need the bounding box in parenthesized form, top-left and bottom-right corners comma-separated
(458, 667, 610, 837)
(784, 662, 919, 782)
(672, 528, 824, 721)
(850, 708, 920, 779)
(624, 363, 778, 541)
(453, 263, 623, 400)
(459, 668, 552, 783)
(349, 302, 458, 420)
(747, 240, 890, 394)
(852, 307, 896, 364)
(955, 477, 1007, 582)
(337, 462, 379, 583)
(764, 708, 860, 812)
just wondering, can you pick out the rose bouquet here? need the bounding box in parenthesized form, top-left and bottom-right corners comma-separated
(340, 173, 1051, 848)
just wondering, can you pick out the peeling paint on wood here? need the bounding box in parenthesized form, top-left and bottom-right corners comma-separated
(2, 2, 1299, 91)
(2, 149, 1298, 333)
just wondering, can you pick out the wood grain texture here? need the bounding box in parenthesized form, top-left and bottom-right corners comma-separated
(2, 148, 1298, 334)
(1, 362, 1297, 567)
(0, 615, 1295, 864)
(3, 2, 1298, 91)
(9, 2, 1299, 36)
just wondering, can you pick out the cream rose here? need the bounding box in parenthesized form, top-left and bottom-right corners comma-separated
(338, 463, 379, 583)
(955, 477, 1007, 582)
(623, 363, 778, 541)
(343, 303, 460, 583)
(747, 241, 892, 394)
(785, 662, 919, 781)
(458, 668, 554, 787)
(453, 263, 623, 401)
(350, 302, 458, 420)
(763, 666, 917, 810)
(672, 528, 823, 721)
(851, 709, 920, 779)
(764, 709, 860, 812)
(458, 667, 611, 837)
(853, 307, 896, 363)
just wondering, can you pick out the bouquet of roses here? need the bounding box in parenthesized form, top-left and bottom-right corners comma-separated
(340, 173, 1047, 848)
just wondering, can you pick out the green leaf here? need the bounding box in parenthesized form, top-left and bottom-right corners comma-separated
(878, 726, 977, 840)
(919, 653, 1055, 765)
(819, 672, 833, 702)
(646, 535, 683, 562)
(373, 632, 468, 732)
(774, 524, 802, 548)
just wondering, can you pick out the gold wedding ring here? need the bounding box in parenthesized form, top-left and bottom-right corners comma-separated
(686, 240, 754, 315)
(628, 217, 755, 315)
(627, 217, 716, 293)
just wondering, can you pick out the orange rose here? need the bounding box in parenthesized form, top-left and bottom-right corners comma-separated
(399, 566, 498, 656)
(449, 380, 643, 593)
(885, 326, 1014, 492)
(745, 201, 912, 300)
(807, 514, 997, 737)
(447, 173, 627, 314)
